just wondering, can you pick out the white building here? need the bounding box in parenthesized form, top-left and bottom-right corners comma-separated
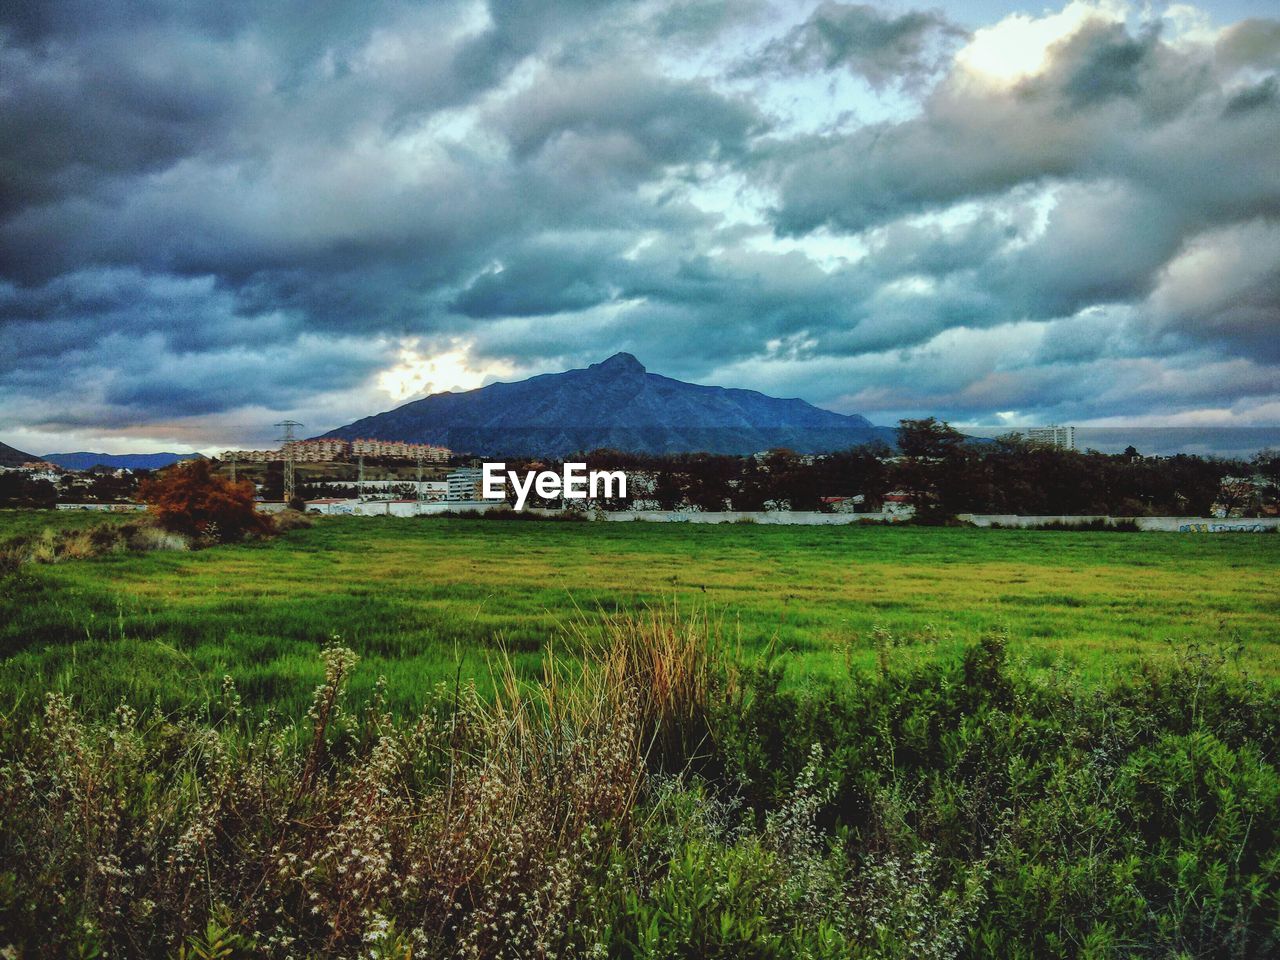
(221, 439, 451, 464)
(220, 449, 279, 463)
(1027, 425, 1077, 451)
(351, 439, 450, 462)
(446, 467, 502, 503)
(284, 438, 351, 462)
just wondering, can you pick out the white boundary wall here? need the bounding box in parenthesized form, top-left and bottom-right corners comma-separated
(306, 502, 906, 523)
(960, 514, 1279, 532)
(299, 501, 1277, 530)
(305, 499, 506, 517)
(581, 510, 904, 525)
(55, 502, 148, 512)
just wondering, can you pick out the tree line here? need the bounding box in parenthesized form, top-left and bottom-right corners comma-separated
(567, 419, 1280, 519)
(3, 419, 1277, 518)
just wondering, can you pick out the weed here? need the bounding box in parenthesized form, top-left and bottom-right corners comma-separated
(1, 625, 1279, 957)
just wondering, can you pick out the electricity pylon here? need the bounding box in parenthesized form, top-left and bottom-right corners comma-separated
(275, 420, 303, 504)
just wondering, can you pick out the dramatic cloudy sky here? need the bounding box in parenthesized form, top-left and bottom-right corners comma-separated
(2, 0, 1278, 453)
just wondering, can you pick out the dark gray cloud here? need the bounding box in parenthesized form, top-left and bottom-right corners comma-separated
(497, 64, 763, 170)
(1224, 75, 1278, 115)
(1, 0, 1278, 451)
(768, 16, 1278, 234)
(758, 9, 1279, 398)
(98, 336, 386, 417)
(747, 1, 965, 88)
(1057, 22, 1157, 108)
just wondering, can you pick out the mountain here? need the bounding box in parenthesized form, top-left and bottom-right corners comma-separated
(0, 441, 38, 467)
(322, 353, 898, 457)
(42, 452, 205, 471)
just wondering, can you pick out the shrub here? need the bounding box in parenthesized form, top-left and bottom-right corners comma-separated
(55, 529, 97, 560)
(0, 543, 23, 575)
(271, 508, 315, 533)
(0, 635, 656, 958)
(125, 523, 190, 552)
(565, 605, 723, 773)
(0, 519, 191, 572)
(137, 460, 270, 542)
(1, 625, 1278, 957)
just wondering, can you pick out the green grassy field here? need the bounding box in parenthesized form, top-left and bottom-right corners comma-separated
(1, 510, 1277, 718)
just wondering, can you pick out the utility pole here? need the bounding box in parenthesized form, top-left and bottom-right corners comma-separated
(229, 453, 238, 484)
(416, 450, 425, 506)
(275, 420, 303, 504)
(357, 453, 365, 500)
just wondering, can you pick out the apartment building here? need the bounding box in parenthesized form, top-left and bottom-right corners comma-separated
(350, 439, 451, 461)
(1026, 425, 1077, 451)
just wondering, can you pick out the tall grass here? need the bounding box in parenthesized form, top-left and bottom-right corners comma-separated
(3, 608, 1278, 958)
(0, 509, 312, 574)
(559, 603, 724, 771)
(0, 610, 715, 958)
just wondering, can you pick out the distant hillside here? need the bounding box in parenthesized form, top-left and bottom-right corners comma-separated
(322, 353, 897, 457)
(0, 441, 38, 467)
(42, 452, 205, 471)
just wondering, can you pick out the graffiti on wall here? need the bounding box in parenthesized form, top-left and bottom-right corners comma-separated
(56, 502, 147, 512)
(1178, 522, 1270, 533)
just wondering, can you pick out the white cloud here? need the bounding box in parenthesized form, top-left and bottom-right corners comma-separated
(376, 340, 514, 401)
(955, 0, 1128, 87)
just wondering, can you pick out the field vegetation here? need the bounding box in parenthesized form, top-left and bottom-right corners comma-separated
(1, 512, 1277, 723)
(2, 509, 1279, 956)
(2, 611, 1278, 957)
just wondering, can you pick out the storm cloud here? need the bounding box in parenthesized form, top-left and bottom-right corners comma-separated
(1, 0, 1278, 454)
(746, 1, 966, 88)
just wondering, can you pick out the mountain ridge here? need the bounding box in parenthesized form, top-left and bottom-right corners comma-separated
(322, 353, 897, 457)
(42, 452, 206, 471)
(0, 441, 38, 467)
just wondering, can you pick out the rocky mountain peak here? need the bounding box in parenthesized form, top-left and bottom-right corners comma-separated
(589, 352, 646, 376)
(321, 354, 892, 456)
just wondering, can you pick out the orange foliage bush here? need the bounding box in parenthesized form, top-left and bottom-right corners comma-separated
(137, 459, 270, 542)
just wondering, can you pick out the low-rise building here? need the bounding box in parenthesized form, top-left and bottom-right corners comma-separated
(20, 460, 61, 473)
(419, 480, 448, 501)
